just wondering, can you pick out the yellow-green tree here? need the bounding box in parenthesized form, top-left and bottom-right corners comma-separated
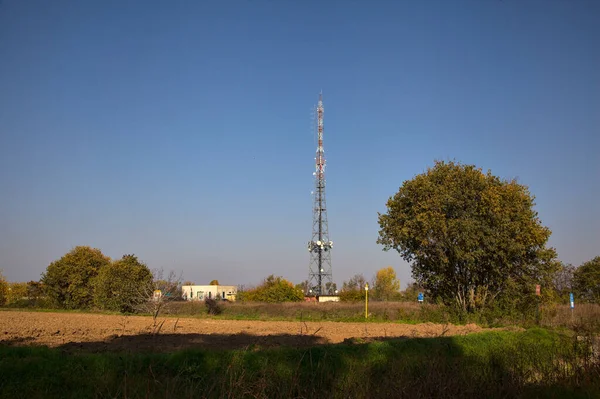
(373, 267, 400, 301)
(41, 246, 111, 309)
(378, 160, 558, 312)
(7, 282, 28, 304)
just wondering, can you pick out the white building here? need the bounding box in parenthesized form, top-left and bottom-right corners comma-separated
(182, 285, 237, 301)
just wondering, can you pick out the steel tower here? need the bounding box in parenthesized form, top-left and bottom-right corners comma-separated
(307, 93, 333, 295)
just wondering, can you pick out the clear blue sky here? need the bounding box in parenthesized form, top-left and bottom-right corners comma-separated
(1, 0, 598, 288)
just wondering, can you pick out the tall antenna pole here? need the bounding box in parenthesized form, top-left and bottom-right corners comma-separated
(307, 93, 333, 295)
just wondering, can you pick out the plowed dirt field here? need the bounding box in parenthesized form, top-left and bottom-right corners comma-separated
(0, 311, 497, 352)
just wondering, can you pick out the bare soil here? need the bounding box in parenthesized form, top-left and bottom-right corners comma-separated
(0, 310, 499, 352)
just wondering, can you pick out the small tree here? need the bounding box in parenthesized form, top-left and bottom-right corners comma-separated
(92, 254, 153, 313)
(325, 281, 338, 294)
(295, 280, 309, 294)
(136, 269, 182, 324)
(573, 256, 600, 303)
(342, 274, 367, 291)
(7, 282, 28, 304)
(339, 274, 367, 302)
(242, 275, 304, 303)
(373, 267, 401, 301)
(41, 246, 111, 309)
(0, 271, 8, 306)
(553, 262, 576, 302)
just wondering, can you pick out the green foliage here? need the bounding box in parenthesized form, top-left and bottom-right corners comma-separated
(373, 266, 401, 301)
(378, 160, 558, 312)
(402, 282, 425, 302)
(0, 329, 597, 398)
(294, 280, 309, 293)
(574, 256, 600, 303)
(338, 289, 364, 302)
(41, 246, 111, 309)
(7, 282, 27, 304)
(26, 281, 44, 301)
(0, 271, 8, 306)
(92, 254, 153, 313)
(241, 275, 304, 303)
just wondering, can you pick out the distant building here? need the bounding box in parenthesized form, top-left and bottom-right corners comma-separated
(317, 295, 340, 303)
(182, 285, 237, 301)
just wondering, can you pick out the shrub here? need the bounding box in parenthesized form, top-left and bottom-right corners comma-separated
(241, 275, 304, 303)
(92, 254, 153, 313)
(204, 298, 223, 315)
(339, 289, 364, 302)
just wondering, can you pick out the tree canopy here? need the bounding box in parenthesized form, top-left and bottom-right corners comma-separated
(377, 161, 558, 312)
(92, 254, 153, 313)
(573, 256, 600, 303)
(41, 246, 111, 309)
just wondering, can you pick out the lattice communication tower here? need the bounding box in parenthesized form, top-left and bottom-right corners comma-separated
(307, 93, 334, 295)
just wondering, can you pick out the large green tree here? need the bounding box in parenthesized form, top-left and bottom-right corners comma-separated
(41, 246, 111, 309)
(377, 161, 558, 312)
(93, 254, 153, 313)
(573, 256, 600, 303)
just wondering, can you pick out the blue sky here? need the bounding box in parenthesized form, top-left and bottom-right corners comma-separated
(0, 0, 598, 288)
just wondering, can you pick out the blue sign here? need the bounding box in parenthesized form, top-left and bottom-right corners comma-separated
(417, 292, 424, 302)
(569, 292, 574, 309)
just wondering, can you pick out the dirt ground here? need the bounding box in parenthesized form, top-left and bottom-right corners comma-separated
(0, 311, 497, 352)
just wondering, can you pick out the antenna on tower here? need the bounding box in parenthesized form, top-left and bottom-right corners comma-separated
(307, 92, 333, 296)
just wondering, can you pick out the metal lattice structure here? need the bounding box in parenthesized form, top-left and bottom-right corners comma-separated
(307, 93, 333, 295)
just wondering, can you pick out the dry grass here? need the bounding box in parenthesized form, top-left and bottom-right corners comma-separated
(541, 303, 600, 332)
(165, 300, 451, 323)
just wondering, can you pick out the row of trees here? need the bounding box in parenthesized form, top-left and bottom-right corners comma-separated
(0, 246, 181, 313)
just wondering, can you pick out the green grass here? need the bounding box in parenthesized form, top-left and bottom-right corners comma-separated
(1, 328, 598, 398)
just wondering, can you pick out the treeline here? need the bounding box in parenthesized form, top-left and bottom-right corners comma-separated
(0, 246, 181, 313)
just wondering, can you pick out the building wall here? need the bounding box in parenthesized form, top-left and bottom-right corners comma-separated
(317, 295, 340, 303)
(182, 285, 237, 301)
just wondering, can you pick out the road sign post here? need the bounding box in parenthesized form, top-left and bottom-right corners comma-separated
(418, 292, 423, 304)
(569, 292, 574, 320)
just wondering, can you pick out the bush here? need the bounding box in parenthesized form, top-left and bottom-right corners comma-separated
(92, 254, 153, 313)
(204, 298, 223, 315)
(339, 289, 364, 302)
(241, 275, 304, 303)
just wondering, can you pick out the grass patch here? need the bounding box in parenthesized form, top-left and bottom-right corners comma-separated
(0, 328, 598, 398)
